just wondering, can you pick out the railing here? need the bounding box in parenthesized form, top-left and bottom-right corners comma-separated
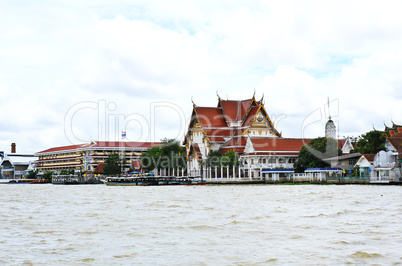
(370, 176, 392, 182)
(375, 162, 395, 168)
(327, 176, 370, 181)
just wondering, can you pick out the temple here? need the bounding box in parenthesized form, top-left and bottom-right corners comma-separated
(184, 94, 313, 180)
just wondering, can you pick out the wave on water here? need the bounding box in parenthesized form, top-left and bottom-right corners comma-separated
(348, 251, 384, 258)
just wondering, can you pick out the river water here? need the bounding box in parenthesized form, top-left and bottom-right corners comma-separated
(0, 184, 401, 265)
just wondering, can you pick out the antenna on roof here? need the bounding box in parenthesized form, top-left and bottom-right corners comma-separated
(327, 97, 331, 120)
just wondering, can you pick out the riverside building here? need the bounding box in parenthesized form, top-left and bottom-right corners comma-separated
(35, 141, 161, 175)
(0, 143, 37, 179)
(184, 94, 352, 181)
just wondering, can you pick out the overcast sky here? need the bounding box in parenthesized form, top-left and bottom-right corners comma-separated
(1, 0, 402, 154)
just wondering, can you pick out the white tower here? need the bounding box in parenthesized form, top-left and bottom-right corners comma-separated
(325, 97, 336, 139)
(325, 117, 336, 139)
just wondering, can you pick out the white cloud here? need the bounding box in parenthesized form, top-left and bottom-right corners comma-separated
(1, 1, 402, 153)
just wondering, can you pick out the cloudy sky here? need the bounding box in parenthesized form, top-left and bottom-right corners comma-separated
(1, 0, 402, 154)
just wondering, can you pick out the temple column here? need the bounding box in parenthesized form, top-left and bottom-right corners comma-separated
(215, 167, 217, 179)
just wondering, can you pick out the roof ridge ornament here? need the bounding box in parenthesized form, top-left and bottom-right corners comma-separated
(191, 96, 196, 107)
(216, 90, 221, 100)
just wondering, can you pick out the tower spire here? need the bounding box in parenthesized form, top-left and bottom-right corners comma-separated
(327, 97, 331, 120)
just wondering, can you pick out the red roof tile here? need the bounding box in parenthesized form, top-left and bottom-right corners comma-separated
(388, 132, 402, 152)
(250, 138, 311, 152)
(242, 106, 259, 126)
(195, 107, 227, 127)
(94, 163, 105, 174)
(362, 154, 376, 162)
(220, 100, 241, 122)
(37, 141, 161, 154)
(243, 152, 299, 156)
(36, 144, 86, 154)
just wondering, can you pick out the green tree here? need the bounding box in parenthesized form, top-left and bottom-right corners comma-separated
(294, 137, 342, 173)
(221, 150, 239, 167)
(103, 153, 126, 176)
(160, 138, 186, 169)
(26, 170, 38, 179)
(351, 130, 386, 154)
(141, 146, 162, 171)
(205, 150, 239, 167)
(140, 139, 186, 171)
(205, 150, 222, 167)
(42, 171, 53, 182)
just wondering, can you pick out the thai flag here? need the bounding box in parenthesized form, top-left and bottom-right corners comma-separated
(122, 131, 126, 139)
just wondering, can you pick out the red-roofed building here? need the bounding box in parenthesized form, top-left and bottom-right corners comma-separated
(35, 141, 161, 174)
(183, 94, 314, 178)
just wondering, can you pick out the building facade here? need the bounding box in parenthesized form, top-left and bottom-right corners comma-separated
(353, 124, 402, 183)
(0, 143, 37, 179)
(35, 141, 161, 174)
(184, 95, 311, 178)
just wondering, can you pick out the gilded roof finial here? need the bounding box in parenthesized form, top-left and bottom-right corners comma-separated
(191, 96, 196, 107)
(260, 93, 264, 104)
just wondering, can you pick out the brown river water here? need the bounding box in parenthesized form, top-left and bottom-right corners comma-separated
(0, 184, 401, 265)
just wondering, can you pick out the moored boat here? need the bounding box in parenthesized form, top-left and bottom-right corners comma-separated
(104, 177, 138, 186)
(6, 179, 39, 184)
(52, 175, 99, 185)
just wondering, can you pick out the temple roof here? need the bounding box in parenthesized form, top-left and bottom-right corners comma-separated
(383, 122, 402, 138)
(250, 138, 311, 152)
(194, 107, 227, 127)
(184, 94, 281, 149)
(388, 132, 402, 152)
(218, 98, 256, 122)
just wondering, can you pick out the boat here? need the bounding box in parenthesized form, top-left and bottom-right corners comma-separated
(104, 175, 206, 186)
(52, 175, 99, 185)
(5, 179, 39, 184)
(104, 177, 138, 186)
